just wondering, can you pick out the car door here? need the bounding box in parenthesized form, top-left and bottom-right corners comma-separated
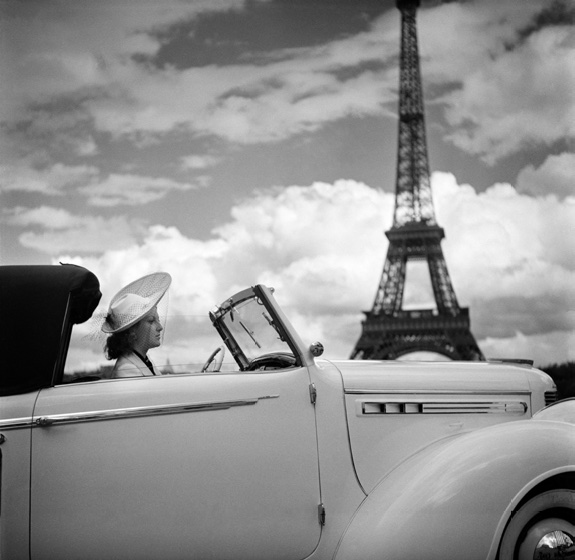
(0, 392, 39, 559)
(30, 368, 321, 560)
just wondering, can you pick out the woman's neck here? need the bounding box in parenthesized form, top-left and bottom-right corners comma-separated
(132, 349, 147, 361)
(131, 340, 149, 357)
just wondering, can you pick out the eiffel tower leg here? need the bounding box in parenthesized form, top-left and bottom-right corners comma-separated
(373, 252, 406, 315)
(427, 250, 459, 315)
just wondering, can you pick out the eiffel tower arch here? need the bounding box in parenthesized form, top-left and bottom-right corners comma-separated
(350, 0, 483, 361)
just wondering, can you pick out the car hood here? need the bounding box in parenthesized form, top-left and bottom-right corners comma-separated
(327, 359, 532, 394)
(321, 359, 543, 494)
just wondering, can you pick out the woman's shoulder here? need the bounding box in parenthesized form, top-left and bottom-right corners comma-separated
(112, 354, 145, 378)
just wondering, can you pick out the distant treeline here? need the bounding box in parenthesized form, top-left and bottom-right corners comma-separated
(539, 361, 575, 400)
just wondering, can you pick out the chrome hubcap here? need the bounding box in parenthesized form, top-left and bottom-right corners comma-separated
(517, 518, 575, 560)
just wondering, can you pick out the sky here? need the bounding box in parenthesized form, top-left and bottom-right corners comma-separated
(1, 0, 574, 370)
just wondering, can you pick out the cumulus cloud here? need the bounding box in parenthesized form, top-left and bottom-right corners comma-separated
(0, 163, 98, 195)
(397, 1, 575, 163)
(419, 0, 551, 78)
(2, 0, 398, 149)
(3, 0, 572, 163)
(180, 154, 220, 170)
(431, 172, 575, 355)
(3, 206, 147, 254)
(201, 68, 395, 144)
(61, 175, 575, 370)
(210, 180, 392, 297)
(0, 163, 197, 207)
(516, 152, 575, 199)
(481, 330, 575, 366)
(81, 38, 396, 144)
(6, 206, 83, 229)
(79, 173, 197, 206)
(436, 18, 575, 162)
(0, 0, 252, 120)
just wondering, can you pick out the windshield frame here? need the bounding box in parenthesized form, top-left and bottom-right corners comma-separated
(209, 285, 307, 371)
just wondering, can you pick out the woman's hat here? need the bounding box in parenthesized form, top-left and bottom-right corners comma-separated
(102, 272, 171, 334)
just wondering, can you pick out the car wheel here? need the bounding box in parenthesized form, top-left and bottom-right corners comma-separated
(498, 490, 575, 560)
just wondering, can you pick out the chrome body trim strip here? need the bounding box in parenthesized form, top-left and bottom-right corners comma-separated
(1, 395, 279, 430)
(422, 402, 527, 414)
(0, 417, 36, 430)
(345, 389, 531, 395)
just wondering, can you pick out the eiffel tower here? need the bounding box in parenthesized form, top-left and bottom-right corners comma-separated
(350, 0, 483, 361)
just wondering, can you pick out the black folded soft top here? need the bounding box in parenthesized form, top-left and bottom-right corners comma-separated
(0, 264, 101, 395)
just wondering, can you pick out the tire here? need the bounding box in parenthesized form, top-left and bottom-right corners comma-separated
(498, 489, 575, 560)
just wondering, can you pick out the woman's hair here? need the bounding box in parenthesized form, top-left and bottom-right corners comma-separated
(105, 327, 137, 360)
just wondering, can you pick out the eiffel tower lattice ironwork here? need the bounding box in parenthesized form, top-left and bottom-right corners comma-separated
(350, 0, 484, 361)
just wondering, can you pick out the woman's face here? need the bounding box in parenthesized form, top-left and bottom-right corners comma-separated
(131, 307, 163, 354)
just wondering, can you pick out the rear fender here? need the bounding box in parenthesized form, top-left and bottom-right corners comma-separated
(334, 419, 575, 560)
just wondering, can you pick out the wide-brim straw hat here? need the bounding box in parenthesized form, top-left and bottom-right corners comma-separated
(101, 272, 171, 334)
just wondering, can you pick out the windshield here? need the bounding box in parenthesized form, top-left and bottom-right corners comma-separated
(211, 288, 296, 370)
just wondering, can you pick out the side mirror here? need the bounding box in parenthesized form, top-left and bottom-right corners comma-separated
(309, 342, 324, 357)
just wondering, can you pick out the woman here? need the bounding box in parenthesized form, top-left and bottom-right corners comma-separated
(102, 272, 171, 378)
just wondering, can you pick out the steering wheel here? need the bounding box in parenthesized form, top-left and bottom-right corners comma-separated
(201, 345, 226, 372)
(245, 352, 296, 371)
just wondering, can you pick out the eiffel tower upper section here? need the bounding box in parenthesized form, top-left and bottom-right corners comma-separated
(393, 0, 435, 230)
(350, 0, 484, 361)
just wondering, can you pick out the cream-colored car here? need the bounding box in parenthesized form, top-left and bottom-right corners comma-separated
(1, 264, 574, 560)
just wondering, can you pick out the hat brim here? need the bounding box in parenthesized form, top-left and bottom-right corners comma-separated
(102, 272, 171, 334)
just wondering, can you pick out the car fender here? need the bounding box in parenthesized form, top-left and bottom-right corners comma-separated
(532, 396, 575, 424)
(334, 416, 575, 560)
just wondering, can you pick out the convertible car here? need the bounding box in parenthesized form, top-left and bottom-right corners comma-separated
(1, 264, 574, 560)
